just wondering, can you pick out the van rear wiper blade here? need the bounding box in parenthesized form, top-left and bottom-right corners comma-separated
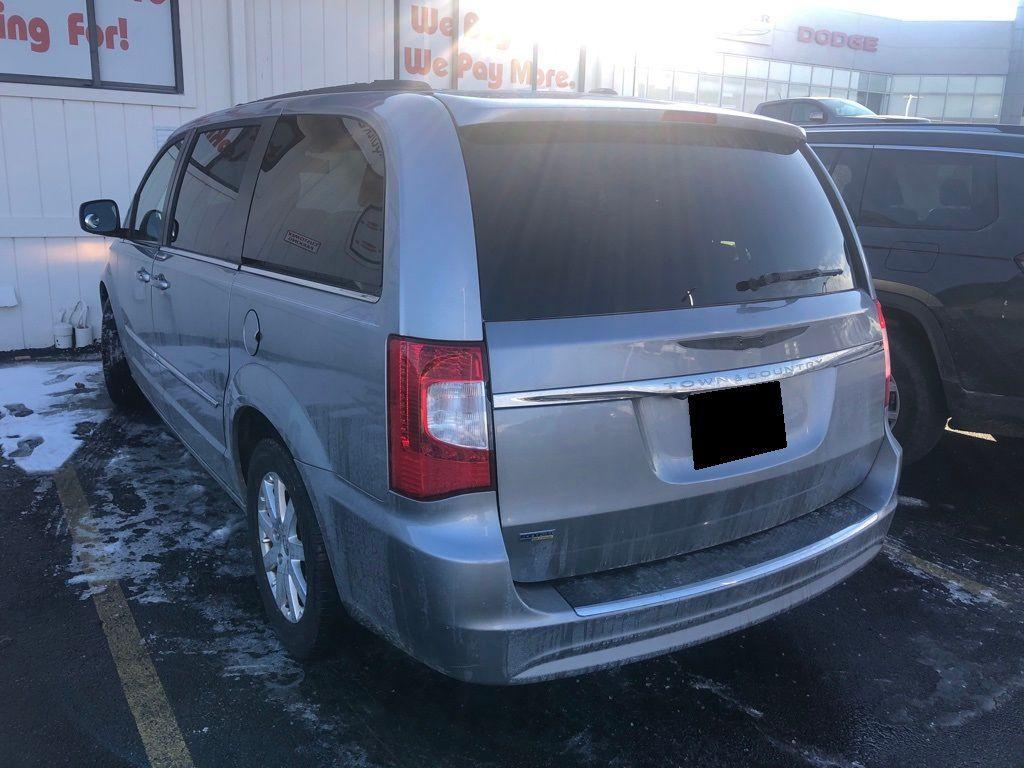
(736, 268, 844, 293)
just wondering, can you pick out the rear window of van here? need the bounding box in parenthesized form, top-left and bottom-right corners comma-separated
(459, 122, 856, 322)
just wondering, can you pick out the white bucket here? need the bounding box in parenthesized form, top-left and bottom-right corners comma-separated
(74, 325, 94, 348)
(54, 322, 74, 349)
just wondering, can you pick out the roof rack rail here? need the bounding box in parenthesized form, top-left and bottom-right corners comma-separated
(254, 79, 432, 103)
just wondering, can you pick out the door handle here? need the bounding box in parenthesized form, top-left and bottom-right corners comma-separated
(136, 268, 151, 283)
(152, 274, 170, 291)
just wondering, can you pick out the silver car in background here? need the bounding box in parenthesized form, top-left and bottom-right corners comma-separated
(79, 81, 900, 684)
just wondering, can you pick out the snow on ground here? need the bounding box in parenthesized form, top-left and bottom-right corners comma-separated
(63, 418, 336, 735)
(66, 422, 243, 604)
(0, 362, 109, 473)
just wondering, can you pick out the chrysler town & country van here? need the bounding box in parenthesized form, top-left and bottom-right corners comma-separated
(79, 81, 900, 684)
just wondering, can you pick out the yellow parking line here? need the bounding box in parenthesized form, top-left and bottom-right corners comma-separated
(55, 466, 194, 768)
(884, 540, 1009, 605)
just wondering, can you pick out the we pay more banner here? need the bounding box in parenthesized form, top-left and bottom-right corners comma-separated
(397, 1, 581, 91)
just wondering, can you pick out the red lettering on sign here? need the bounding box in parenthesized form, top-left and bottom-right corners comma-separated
(797, 26, 879, 52)
(410, 5, 457, 37)
(510, 58, 532, 86)
(67, 11, 129, 50)
(410, 5, 438, 34)
(0, 2, 51, 53)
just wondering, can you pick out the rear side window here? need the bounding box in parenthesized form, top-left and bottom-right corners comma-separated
(243, 114, 385, 296)
(860, 149, 997, 231)
(812, 146, 839, 167)
(460, 122, 855, 322)
(790, 102, 823, 123)
(757, 103, 791, 121)
(820, 147, 870, 217)
(128, 138, 184, 244)
(170, 125, 261, 260)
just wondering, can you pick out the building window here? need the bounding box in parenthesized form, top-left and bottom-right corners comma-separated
(634, 53, 1006, 126)
(0, 0, 182, 94)
(886, 74, 1005, 123)
(698, 74, 722, 106)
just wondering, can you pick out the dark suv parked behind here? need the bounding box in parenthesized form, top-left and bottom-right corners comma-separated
(808, 124, 1024, 461)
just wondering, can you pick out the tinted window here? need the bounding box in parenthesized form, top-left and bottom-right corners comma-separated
(757, 103, 791, 121)
(460, 122, 855, 322)
(244, 115, 385, 295)
(128, 138, 184, 243)
(861, 150, 997, 231)
(813, 146, 839, 168)
(170, 125, 261, 260)
(822, 99, 873, 117)
(825, 147, 870, 217)
(790, 102, 824, 123)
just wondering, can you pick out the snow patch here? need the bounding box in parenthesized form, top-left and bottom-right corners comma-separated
(66, 423, 245, 604)
(687, 674, 764, 719)
(897, 495, 930, 509)
(884, 540, 1006, 607)
(765, 736, 866, 768)
(0, 362, 108, 473)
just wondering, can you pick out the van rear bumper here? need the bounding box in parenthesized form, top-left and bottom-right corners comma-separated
(302, 429, 901, 685)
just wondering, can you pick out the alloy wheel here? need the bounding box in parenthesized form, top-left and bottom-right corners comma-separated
(256, 472, 307, 623)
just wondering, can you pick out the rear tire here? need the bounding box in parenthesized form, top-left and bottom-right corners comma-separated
(101, 298, 144, 408)
(889, 332, 946, 464)
(246, 438, 342, 660)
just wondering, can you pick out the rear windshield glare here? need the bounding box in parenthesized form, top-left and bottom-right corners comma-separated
(459, 122, 856, 322)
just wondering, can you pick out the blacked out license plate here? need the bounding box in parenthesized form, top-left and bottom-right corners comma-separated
(688, 380, 787, 470)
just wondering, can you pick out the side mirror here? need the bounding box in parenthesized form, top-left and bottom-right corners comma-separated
(79, 199, 122, 236)
(808, 109, 827, 124)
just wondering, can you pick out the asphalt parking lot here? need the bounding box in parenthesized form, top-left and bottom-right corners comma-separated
(2, 358, 1023, 768)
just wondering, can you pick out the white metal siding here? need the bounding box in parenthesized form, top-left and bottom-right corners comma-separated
(0, 0, 391, 351)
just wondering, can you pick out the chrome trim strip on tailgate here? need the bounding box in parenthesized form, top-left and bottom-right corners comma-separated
(573, 505, 886, 617)
(492, 340, 883, 409)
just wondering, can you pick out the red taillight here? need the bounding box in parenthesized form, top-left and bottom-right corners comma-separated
(875, 299, 891, 409)
(387, 336, 494, 500)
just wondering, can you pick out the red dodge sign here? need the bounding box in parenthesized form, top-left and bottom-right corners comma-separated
(797, 26, 878, 52)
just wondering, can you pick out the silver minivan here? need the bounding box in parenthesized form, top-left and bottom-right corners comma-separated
(79, 81, 901, 684)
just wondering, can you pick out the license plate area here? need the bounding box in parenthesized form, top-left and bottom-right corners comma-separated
(689, 381, 787, 470)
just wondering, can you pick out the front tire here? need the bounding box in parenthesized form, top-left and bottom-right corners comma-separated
(101, 298, 144, 408)
(246, 438, 342, 659)
(888, 333, 946, 464)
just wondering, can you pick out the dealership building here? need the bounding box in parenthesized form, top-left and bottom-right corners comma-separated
(1, 0, 1024, 350)
(628, 6, 1024, 124)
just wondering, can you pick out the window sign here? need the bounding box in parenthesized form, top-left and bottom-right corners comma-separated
(94, 0, 177, 88)
(458, 10, 535, 91)
(0, 0, 181, 93)
(396, 0, 581, 91)
(397, 0, 455, 89)
(0, 0, 92, 79)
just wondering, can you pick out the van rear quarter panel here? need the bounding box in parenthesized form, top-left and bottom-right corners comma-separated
(226, 272, 391, 496)
(224, 91, 484, 499)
